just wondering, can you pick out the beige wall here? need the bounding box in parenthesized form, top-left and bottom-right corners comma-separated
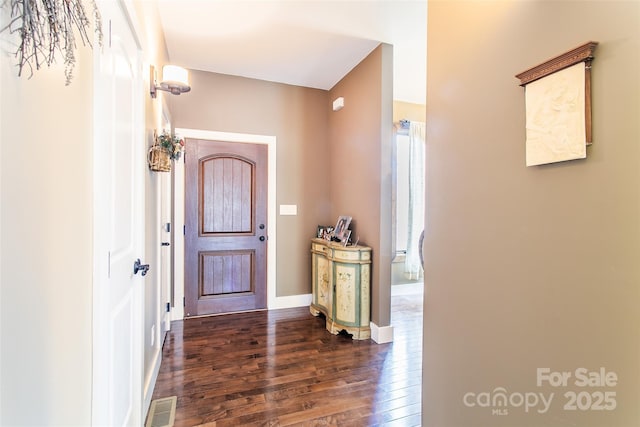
(329, 44, 394, 327)
(169, 71, 331, 296)
(393, 101, 426, 124)
(0, 26, 94, 425)
(424, 1, 640, 426)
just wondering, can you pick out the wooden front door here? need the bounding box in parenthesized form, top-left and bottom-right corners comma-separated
(185, 139, 268, 316)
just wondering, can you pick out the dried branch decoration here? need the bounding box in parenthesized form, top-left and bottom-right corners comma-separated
(0, 0, 103, 85)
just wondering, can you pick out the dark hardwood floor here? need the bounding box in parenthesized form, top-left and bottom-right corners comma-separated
(151, 292, 423, 426)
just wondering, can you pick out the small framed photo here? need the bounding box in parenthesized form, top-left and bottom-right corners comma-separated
(316, 225, 326, 239)
(324, 226, 334, 240)
(341, 230, 352, 246)
(334, 216, 352, 242)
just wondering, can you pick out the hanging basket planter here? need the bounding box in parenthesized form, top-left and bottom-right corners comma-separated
(148, 146, 172, 172)
(148, 131, 184, 172)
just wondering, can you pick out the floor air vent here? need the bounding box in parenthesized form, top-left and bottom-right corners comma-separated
(146, 396, 177, 427)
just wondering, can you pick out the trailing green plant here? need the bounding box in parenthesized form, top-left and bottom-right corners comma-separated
(157, 131, 185, 161)
(0, 0, 103, 85)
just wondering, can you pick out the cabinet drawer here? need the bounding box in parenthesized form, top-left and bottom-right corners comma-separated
(332, 250, 359, 261)
(312, 243, 328, 254)
(332, 249, 371, 262)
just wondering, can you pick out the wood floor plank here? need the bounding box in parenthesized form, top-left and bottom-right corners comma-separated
(151, 293, 423, 426)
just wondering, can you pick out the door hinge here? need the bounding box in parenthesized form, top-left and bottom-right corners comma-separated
(166, 302, 170, 313)
(183, 225, 186, 236)
(183, 297, 185, 307)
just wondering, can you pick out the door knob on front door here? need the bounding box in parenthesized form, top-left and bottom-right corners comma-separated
(133, 259, 150, 276)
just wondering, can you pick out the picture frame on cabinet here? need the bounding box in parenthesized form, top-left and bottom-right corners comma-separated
(325, 227, 334, 240)
(316, 225, 326, 239)
(342, 230, 352, 247)
(334, 216, 352, 242)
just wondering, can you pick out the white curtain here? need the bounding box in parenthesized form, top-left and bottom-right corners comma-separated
(405, 121, 426, 280)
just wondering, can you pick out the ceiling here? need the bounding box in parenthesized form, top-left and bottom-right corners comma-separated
(156, 0, 426, 104)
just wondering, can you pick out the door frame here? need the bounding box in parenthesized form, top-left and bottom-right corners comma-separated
(159, 101, 173, 335)
(172, 128, 277, 319)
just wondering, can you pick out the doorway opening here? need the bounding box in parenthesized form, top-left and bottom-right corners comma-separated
(171, 129, 277, 321)
(391, 120, 425, 317)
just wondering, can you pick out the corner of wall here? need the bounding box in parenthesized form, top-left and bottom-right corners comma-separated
(328, 44, 394, 330)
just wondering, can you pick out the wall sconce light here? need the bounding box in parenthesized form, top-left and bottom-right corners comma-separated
(150, 64, 191, 98)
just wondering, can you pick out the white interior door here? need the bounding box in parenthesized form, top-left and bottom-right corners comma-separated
(92, 1, 144, 425)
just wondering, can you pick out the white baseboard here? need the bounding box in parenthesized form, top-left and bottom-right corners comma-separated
(269, 293, 312, 310)
(370, 322, 394, 344)
(143, 347, 162, 421)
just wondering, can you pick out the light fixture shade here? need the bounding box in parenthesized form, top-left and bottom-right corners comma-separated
(160, 65, 190, 95)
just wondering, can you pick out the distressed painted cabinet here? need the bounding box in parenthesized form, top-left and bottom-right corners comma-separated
(310, 238, 372, 340)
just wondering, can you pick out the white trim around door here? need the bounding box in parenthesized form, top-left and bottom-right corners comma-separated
(173, 128, 284, 319)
